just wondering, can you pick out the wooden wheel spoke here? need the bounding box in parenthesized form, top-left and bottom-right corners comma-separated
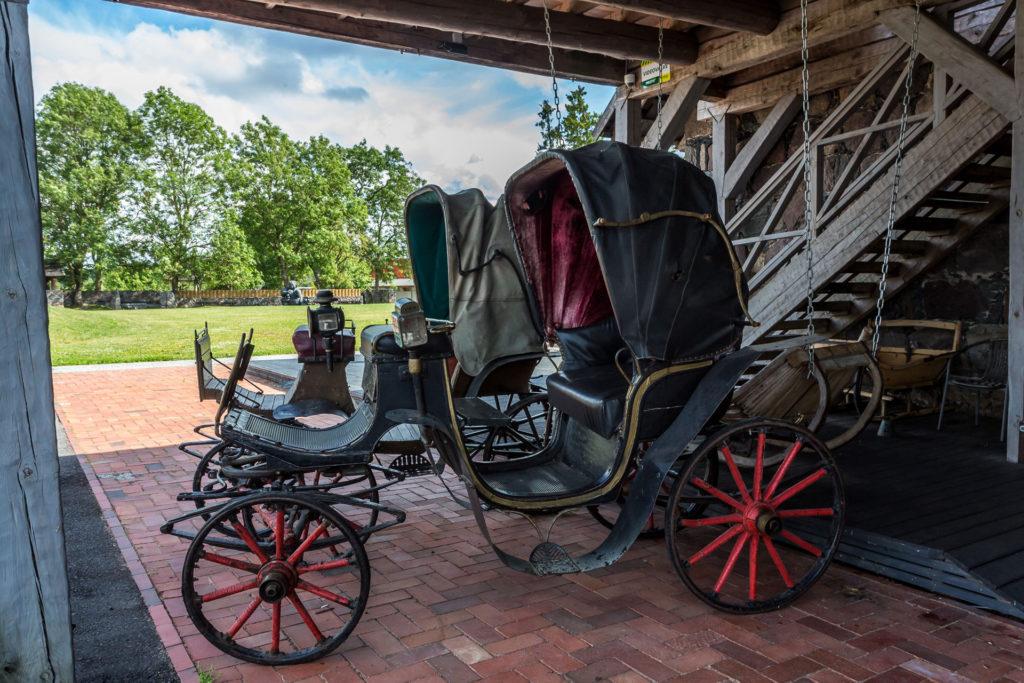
(762, 536, 794, 588)
(274, 508, 285, 560)
(687, 524, 743, 566)
(296, 579, 352, 607)
(753, 432, 766, 500)
(298, 558, 351, 574)
(271, 602, 281, 654)
(770, 468, 827, 507)
(287, 522, 328, 565)
(227, 596, 263, 638)
(764, 440, 805, 501)
(200, 551, 260, 574)
(201, 579, 258, 603)
(748, 533, 759, 602)
(720, 445, 752, 504)
(288, 591, 326, 642)
(231, 521, 270, 564)
(690, 477, 744, 512)
(681, 514, 742, 528)
(713, 532, 749, 594)
(779, 529, 822, 557)
(777, 508, 834, 518)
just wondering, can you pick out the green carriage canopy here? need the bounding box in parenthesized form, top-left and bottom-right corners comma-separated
(405, 186, 543, 377)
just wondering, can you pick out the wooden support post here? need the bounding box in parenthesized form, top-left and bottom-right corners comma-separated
(723, 93, 799, 200)
(640, 75, 709, 150)
(1009, 11, 1024, 463)
(0, 1, 74, 679)
(712, 113, 738, 221)
(881, 6, 1019, 123)
(932, 10, 950, 126)
(614, 96, 642, 146)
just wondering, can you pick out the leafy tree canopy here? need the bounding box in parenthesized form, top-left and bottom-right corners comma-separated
(343, 140, 423, 288)
(133, 86, 232, 291)
(36, 82, 146, 302)
(536, 85, 598, 151)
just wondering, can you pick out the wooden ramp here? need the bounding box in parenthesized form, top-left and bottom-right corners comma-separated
(799, 415, 1024, 620)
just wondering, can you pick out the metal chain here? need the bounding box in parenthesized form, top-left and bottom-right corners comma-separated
(870, 0, 922, 357)
(656, 24, 665, 146)
(799, 0, 816, 367)
(541, 1, 563, 146)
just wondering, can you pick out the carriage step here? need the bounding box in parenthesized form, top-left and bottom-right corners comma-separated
(772, 318, 830, 331)
(384, 453, 436, 479)
(454, 397, 512, 427)
(529, 541, 580, 575)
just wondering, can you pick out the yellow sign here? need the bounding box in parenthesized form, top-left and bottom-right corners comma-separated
(640, 60, 670, 88)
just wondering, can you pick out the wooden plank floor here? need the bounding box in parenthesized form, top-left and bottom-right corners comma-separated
(827, 412, 1024, 615)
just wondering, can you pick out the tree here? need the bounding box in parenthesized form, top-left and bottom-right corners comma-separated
(343, 140, 422, 291)
(536, 85, 598, 151)
(293, 136, 368, 288)
(36, 83, 145, 304)
(133, 87, 231, 291)
(230, 119, 368, 288)
(230, 117, 306, 286)
(203, 218, 263, 289)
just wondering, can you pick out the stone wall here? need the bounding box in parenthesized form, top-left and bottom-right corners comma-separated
(46, 290, 64, 307)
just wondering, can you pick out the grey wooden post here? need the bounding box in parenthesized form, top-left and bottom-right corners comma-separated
(0, 1, 75, 679)
(1010, 10, 1024, 463)
(613, 96, 641, 146)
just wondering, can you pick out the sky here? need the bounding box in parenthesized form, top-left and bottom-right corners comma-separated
(27, 0, 614, 198)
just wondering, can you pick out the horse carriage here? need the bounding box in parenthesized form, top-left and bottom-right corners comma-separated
(162, 141, 845, 665)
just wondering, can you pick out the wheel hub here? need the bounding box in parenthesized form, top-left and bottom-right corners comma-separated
(258, 561, 297, 603)
(742, 503, 782, 537)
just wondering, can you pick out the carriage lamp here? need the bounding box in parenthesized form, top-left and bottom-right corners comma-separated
(307, 290, 343, 370)
(392, 298, 428, 349)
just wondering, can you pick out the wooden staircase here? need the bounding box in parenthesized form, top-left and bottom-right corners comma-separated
(729, 45, 1011, 365)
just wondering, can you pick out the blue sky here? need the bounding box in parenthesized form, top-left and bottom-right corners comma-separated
(28, 0, 613, 197)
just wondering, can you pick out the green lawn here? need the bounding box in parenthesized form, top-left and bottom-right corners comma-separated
(48, 304, 395, 366)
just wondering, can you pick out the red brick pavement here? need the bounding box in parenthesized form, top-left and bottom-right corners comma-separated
(53, 365, 1024, 682)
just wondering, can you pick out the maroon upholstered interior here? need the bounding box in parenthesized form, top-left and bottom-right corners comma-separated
(293, 325, 355, 363)
(512, 169, 612, 338)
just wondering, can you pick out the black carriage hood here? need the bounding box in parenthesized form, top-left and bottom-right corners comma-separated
(505, 140, 754, 364)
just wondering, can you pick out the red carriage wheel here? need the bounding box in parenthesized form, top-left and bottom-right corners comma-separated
(665, 419, 844, 613)
(182, 492, 370, 665)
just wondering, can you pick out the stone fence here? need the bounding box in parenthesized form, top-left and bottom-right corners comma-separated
(51, 288, 396, 309)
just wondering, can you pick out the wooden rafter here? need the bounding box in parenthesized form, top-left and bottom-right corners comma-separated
(585, 0, 780, 35)
(723, 93, 799, 200)
(881, 6, 1019, 122)
(640, 76, 709, 150)
(118, 0, 627, 83)
(242, 0, 696, 63)
(628, 0, 946, 101)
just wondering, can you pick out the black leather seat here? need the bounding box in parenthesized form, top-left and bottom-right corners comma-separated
(546, 364, 628, 438)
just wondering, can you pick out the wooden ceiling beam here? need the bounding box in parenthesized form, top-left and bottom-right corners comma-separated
(116, 0, 627, 84)
(586, 0, 780, 35)
(627, 0, 945, 100)
(247, 0, 696, 63)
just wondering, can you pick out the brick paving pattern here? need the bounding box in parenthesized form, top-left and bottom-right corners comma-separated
(54, 366, 1024, 682)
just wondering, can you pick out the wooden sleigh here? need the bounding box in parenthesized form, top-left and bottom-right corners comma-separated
(731, 337, 883, 452)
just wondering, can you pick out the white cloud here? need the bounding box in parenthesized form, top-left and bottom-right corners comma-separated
(28, 13, 543, 199)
